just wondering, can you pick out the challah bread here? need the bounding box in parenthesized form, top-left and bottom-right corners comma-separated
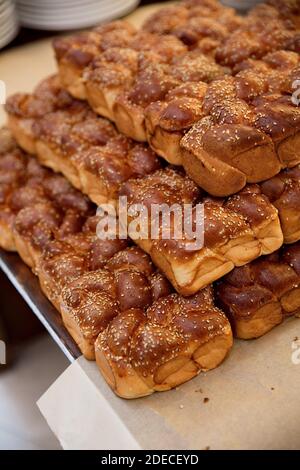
(53, 21, 137, 100)
(13, 171, 92, 270)
(7, 84, 300, 277)
(0, 129, 233, 397)
(120, 168, 283, 295)
(9, 93, 300, 296)
(52, 0, 240, 118)
(260, 165, 300, 244)
(1, 130, 299, 397)
(150, 51, 300, 195)
(145, 81, 209, 165)
(51, 0, 240, 142)
(60, 246, 172, 360)
(266, 0, 300, 29)
(0, 129, 27, 251)
(85, 33, 187, 134)
(216, 242, 300, 339)
(48, 0, 300, 198)
(111, 48, 226, 141)
(142, 0, 241, 37)
(95, 287, 233, 398)
(216, 1, 299, 67)
(6, 77, 161, 206)
(5, 76, 74, 155)
(6, 77, 299, 246)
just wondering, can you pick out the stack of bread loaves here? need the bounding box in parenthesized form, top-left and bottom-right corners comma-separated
(1, 0, 300, 398)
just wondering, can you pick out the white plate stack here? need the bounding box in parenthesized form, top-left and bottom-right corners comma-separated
(16, 0, 140, 31)
(0, 0, 19, 49)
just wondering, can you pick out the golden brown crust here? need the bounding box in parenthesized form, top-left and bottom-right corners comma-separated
(52, 22, 137, 99)
(1, 129, 299, 398)
(59, 246, 172, 360)
(48, 1, 300, 196)
(179, 56, 300, 195)
(216, 242, 300, 339)
(142, 47, 300, 195)
(260, 165, 300, 243)
(264, 1, 300, 29)
(9, 79, 300, 296)
(95, 287, 233, 398)
(7, 87, 297, 296)
(0, 129, 233, 398)
(120, 168, 283, 295)
(143, 0, 241, 43)
(215, 1, 298, 67)
(7, 77, 161, 205)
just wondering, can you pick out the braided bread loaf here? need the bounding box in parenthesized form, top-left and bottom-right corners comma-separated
(216, 1, 300, 66)
(52, 0, 242, 142)
(1, 130, 299, 397)
(5, 76, 161, 205)
(53, 21, 137, 101)
(260, 165, 300, 244)
(143, 1, 300, 46)
(52, 0, 240, 107)
(0, 129, 233, 397)
(120, 168, 283, 295)
(0, 128, 27, 251)
(49, 0, 300, 197)
(216, 242, 300, 339)
(6, 85, 287, 294)
(148, 50, 300, 195)
(95, 286, 232, 398)
(6, 76, 300, 251)
(12, 81, 300, 296)
(266, 0, 300, 29)
(142, 0, 242, 38)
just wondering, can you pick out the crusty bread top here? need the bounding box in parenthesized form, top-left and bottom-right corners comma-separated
(216, 241, 300, 317)
(120, 167, 279, 258)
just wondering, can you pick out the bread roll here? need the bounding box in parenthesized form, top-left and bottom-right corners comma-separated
(216, 242, 300, 338)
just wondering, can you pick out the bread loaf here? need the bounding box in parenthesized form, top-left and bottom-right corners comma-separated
(216, 242, 300, 338)
(5, 76, 161, 206)
(0, 129, 233, 397)
(120, 168, 283, 294)
(49, 0, 300, 196)
(11, 83, 300, 296)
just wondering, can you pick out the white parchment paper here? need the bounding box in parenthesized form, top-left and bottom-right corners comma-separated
(38, 318, 300, 450)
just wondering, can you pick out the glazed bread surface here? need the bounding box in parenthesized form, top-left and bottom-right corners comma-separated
(5, 76, 161, 206)
(120, 168, 283, 295)
(6, 76, 300, 253)
(50, 0, 300, 196)
(216, 242, 300, 339)
(0, 129, 233, 398)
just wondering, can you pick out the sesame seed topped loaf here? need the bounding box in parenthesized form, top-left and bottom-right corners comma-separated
(1, 130, 299, 398)
(52, 0, 239, 104)
(143, 1, 300, 41)
(2, 0, 300, 401)
(216, 242, 300, 339)
(49, 0, 300, 197)
(52, 0, 240, 143)
(120, 168, 283, 295)
(95, 285, 232, 398)
(179, 51, 300, 196)
(5, 76, 161, 206)
(8, 81, 295, 295)
(142, 0, 243, 38)
(0, 128, 233, 398)
(260, 165, 300, 244)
